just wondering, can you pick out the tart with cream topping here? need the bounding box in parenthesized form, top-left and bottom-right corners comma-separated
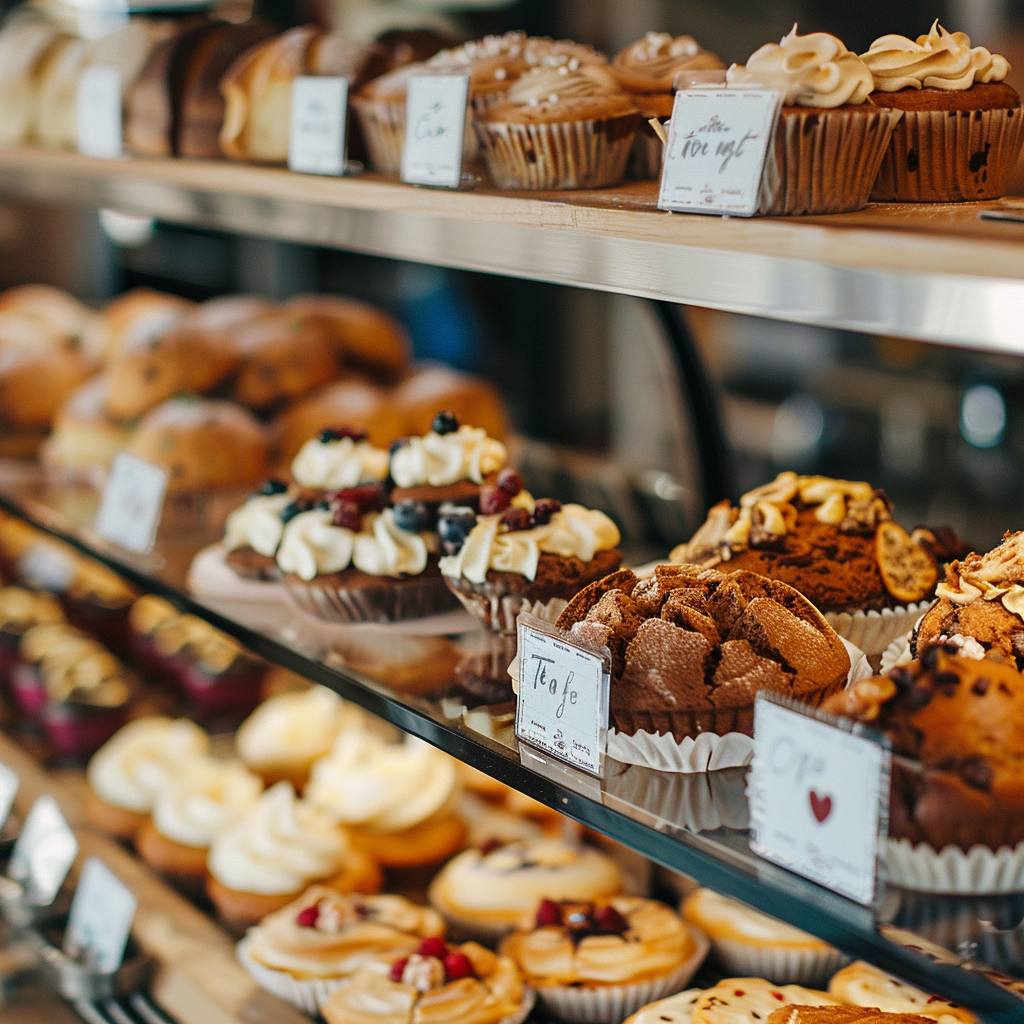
(862, 22, 1023, 201)
(0, 585, 63, 685)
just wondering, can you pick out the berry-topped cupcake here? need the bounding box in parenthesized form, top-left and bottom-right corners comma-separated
(500, 897, 707, 1024)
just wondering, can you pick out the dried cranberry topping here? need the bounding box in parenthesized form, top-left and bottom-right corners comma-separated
(443, 951, 475, 981)
(531, 498, 562, 525)
(499, 507, 532, 533)
(389, 957, 409, 983)
(479, 837, 504, 855)
(535, 899, 562, 928)
(331, 499, 362, 531)
(496, 468, 523, 496)
(329, 484, 386, 512)
(480, 486, 511, 515)
(296, 904, 319, 928)
(417, 936, 448, 960)
(592, 905, 629, 935)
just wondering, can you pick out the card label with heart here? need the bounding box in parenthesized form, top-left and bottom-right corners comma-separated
(0, 762, 18, 829)
(7, 795, 78, 907)
(400, 74, 470, 189)
(95, 452, 167, 555)
(515, 615, 610, 777)
(289, 76, 349, 176)
(748, 694, 891, 906)
(65, 857, 137, 974)
(658, 88, 781, 216)
(77, 65, 123, 160)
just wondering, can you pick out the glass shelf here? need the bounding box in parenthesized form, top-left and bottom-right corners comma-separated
(0, 474, 1023, 1022)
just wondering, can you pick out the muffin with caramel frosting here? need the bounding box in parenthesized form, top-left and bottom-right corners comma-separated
(863, 21, 1023, 201)
(500, 897, 707, 1023)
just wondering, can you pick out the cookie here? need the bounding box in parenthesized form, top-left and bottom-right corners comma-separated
(690, 979, 838, 1024)
(827, 962, 977, 1023)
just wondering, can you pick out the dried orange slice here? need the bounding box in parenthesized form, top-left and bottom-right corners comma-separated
(876, 521, 938, 604)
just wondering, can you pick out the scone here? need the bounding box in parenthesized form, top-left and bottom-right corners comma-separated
(687, 978, 840, 1024)
(828, 961, 977, 1023)
(81, 287, 193, 363)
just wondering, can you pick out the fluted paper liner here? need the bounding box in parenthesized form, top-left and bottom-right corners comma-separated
(872, 105, 1024, 202)
(476, 112, 639, 190)
(628, 126, 664, 180)
(351, 95, 405, 173)
(885, 837, 1024, 894)
(449, 588, 568, 635)
(237, 936, 347, 1013)
(705, 939, 850, 988)
(530, 931, 708, 1024)
(824, 599, 929, 659)
(758, 106, 902, 216)
(284, 572, 458, 624)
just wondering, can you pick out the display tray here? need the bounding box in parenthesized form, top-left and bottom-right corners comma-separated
(0, 479, 1023, 1020)
(1, 147, 1024, 351)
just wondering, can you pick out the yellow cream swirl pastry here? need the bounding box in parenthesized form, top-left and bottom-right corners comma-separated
(0, 586, 63, 636)
(727, 25, 873, 108)
(19, 622, 129, 705)
(390, 424, 506, 490)
(291, 433, 391, 490)
(863, 21, 1009, 91)
(225, 492, 292, 557)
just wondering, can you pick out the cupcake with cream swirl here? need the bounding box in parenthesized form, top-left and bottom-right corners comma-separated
(726, 25, 902, 214)
(863, 21, 1023, 201)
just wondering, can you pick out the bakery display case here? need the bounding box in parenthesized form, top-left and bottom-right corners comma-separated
(4, 2, 1024, 1023)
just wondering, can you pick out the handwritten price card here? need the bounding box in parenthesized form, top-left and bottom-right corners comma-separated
(95, 453, 167, 555)
(8, 795, 78, 907)
(77, 65, 123, 160)
(66, 857, 137, 973)
(401, 74, 470, 188)
(748, 694, 890, 905)
(658, 89, 780, 216)
(515, 617, 610, 777)
(289, 76, 349, 176)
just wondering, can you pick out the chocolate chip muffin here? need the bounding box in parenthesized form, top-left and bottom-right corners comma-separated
(555, 565, 850, 742)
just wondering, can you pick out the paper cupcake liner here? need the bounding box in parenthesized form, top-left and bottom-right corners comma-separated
(824, 600, 929, 659)
(283, 572, 458, 624)
(476, 112, 640, 190)
(533, 932, 708, 1024)
(880, 632, 914, 674)
(351, 95, 406, 174)
(449, 584, 569, 636)
(759, 106, 901, 215)
(884, 837, 1024, 894)
(872, 105, 1024, 202)
(705, 938, 849, 987)
(236, 936, 347, 1013)
(628, 127, 664, 180)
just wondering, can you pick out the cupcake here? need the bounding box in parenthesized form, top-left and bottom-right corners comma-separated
(428, 839, 623, 941)
(440, 488, 623, 634)
(671, 472, 963, 655)
(863, 22, 1023, 202)
(59, 556, 137, 655)
(306, 732, 466, 870)
(236, 886, 445, 1013)
(680, 888, 848, 986)
(135, 756, 262, 891)
(0, 586, 63, 687)
(500, 897, 707, 1024)
(322, 942, 531, 1024)
(828, 960, 978, 1022)
(85, 716, 210, 838)
(726, 27, 901, 215)
(475, 63, 641, 190)
(236, 685, 367, 789)
(611, 32, 724, 178)
(206, 781, 383, 929)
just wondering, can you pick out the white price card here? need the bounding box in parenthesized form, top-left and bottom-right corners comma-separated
(7, 795, 78, 907)
(289, 76, 349, 176)
(515, 616, 610, 777)
(65, 857, 137, 974)
(748, 694, 891, 906)
(401, 74, 469, 188)
(77, 65, 122, 160)
(0, 762, 18, 830)
(95, 452, 167, 555)
(658, 89, 781, 216)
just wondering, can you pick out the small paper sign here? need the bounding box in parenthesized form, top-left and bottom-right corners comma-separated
(401, 74, 469, 188)
(77, 65, 122, 160)
(289, 76, 349, 176)
(65, 857, 137, 973)
(0, 763, 18, 830)
(95, 452, 167, 555)
(658, 89, 780, 216)
(515, 617, 610, 777)
(7, 795, 78, 907)
(748, 694, 891, 905)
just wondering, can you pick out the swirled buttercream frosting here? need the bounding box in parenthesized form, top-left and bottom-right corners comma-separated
(87, 716, 210, 813)
(307, 733, 459, 833)
(208, 781, 352, 895)
(613, 33, 724, 93)
(291, 436, 390, 490)
(225, 494, 291, 556)
(390, 425, 506, 489)
(352, 511, 430, 577)
(506, 64, 625, 105)
(439, 505, 620, 584)
(863, 21, 1010, 91)
(727, 25, 873, 108)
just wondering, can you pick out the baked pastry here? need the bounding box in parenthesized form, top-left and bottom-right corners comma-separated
(440, 487, 622, 633)
(127, 398, 269, 495)
(555, 565, 850, 743)
(681, 889, 847, 987)
(828, 961, 977, 1022)
(476, 63, 641, 190)
(321, 942, 529, 1024)
(0, 586, 64, 686)
(428, 839, 623, 940)
(0, 284, 96, 343)
(672, 473, 959, 654)
(863, 23, 1023, 202)
(85, 716, 210, 838)
(500, 897, 705, 1023)
(58, 554, 137, 654)
(913, 530, 1024, 668)
(611, 33, 724, 178)
(306, 732, 466, 869)
(766, 1010, 935, 1024)
(0, 22, 64, 147)
(205, 780, 383, 929)
(81, 287, 193, 363)
(392, 363, 508, 442)
(684, 979, 840, 1024)
(726, 28, 900, 215)
(236, 684, 368, 788)
(822, 648, 1024, 853)
(237, 887, 446, 1014)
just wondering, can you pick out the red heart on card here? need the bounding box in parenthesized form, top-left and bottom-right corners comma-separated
(809, 791, 832, 824)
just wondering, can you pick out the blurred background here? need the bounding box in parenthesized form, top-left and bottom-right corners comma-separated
(2, 0, 1024, 558)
